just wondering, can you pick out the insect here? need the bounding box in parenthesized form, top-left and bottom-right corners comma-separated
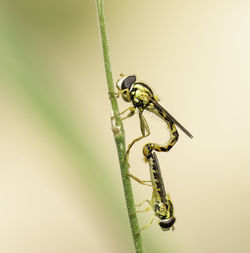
(114, 74, 193, 164)
(129, 151, 176, 231)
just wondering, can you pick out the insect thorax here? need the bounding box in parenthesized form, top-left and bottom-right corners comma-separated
(154, 201, 168, 219)
(130, 83, 155, 109)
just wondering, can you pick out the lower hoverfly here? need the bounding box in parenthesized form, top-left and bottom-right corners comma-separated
(129, 151, 176, 231)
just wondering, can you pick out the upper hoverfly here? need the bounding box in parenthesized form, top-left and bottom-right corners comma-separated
(115, 74, 193, 162)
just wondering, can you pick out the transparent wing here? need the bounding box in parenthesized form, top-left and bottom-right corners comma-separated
(151, 152, 167, 204)
(152, 100, 193, 139)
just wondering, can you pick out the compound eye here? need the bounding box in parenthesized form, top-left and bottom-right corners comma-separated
(121, 75, 136, 90)
(159, 217, 176, 230)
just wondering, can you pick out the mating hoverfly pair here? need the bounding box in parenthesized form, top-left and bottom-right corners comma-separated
(113, 74, 193, 231)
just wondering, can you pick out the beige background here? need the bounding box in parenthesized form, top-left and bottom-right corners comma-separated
(1, 0, 250, 252)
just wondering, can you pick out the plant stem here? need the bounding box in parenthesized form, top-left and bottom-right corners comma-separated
(96, 1, 143, 252)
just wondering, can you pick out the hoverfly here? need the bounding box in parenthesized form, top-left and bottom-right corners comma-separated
(129, 151, 176, 231)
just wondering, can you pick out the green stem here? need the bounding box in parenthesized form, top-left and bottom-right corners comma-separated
(96, 1, 143, 252)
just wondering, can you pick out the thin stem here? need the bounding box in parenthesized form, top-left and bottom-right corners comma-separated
(96, 0, 143, 252)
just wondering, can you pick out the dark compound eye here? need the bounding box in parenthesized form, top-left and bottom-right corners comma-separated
(159, 217, 176, 230)
(121, 75, 136, 90)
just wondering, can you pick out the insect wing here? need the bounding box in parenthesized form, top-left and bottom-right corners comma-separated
(153, 100, 193, 139)
(151, 152, 167, 204)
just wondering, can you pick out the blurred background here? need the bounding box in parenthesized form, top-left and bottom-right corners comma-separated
(1, 0, 250, 252)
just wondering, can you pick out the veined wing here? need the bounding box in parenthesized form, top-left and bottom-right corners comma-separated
(151, 152, 167, 204)
(151, 99, 193, 139)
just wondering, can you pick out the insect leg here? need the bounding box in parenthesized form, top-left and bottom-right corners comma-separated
(111, 107, 136, 134)
(135, 199, 151, 207)
(127, 172, 152, 186)
(143, 120, 179, 158)
(129, 201, 152, 215)
(139, 215, 155, 232)
(108, 91, 120, 98)
(120, 107, 136, 120)
(108, 88, 131, 100)
(136, 206, 153, 214)
(111, 106, 136, 121)
(125, 112, 151, 166)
